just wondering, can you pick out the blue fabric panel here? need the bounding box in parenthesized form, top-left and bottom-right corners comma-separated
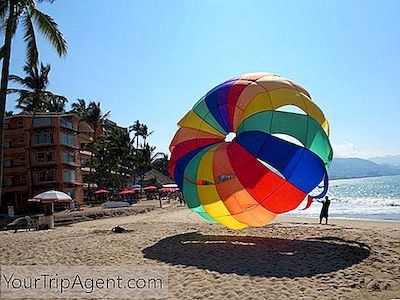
(311, 170, 329, 199)
(204, 85, 231, 133)
(173, 143, 218, 189)
(236, 131, 325, 193)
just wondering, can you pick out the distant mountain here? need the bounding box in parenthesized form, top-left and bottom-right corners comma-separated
(329, 157, 400, 179)
(369, 155, 400, 167)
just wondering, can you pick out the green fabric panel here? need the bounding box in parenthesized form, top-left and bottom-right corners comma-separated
(237, 111, 333, 165)
(182, 145, 216, 222)
(193, 97, 227, 135)
(236, 111, 273, 135)
(307, 120, 333, 166)
(271, 112, 308, 144)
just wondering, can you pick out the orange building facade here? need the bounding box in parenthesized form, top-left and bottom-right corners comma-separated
(1, 112, 93, 213)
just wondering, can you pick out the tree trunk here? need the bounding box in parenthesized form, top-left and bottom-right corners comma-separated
(0, 0, 16, 207)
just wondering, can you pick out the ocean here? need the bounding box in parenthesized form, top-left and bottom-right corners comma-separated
(286, 175, 400, 221)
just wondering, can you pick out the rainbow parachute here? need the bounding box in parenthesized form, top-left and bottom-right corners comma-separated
(169, 73, 333, 229)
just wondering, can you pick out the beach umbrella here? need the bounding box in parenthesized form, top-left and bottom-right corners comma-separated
(94, 189, 110, 194)
(32, 190, 72, 203)
(168, 73, 333, 230)
(162, 183, 178, 188)
(30, 190, 72, 214)
(144, 186, 157, 190)
(118, 188, 139, 195)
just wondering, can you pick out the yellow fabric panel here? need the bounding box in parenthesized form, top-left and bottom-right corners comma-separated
(300, 94, 330, 136)
(197, 147, 247, 230)
(177, 110, 225, 137)
(233, 82, 265, 131)
(241, 88, 330, 136)
(242, 92, 272, 119)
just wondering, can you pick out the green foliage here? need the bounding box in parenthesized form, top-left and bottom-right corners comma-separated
(88, 119, 169, 190)
(8, 62, 67, 112)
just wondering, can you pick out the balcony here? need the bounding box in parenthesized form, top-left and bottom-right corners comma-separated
(3, 185, 28, 193)
(31, 117, 55, 129)
(33, 180, 57, 186)
(32, 161, 57, 168)
(3, 165, 27, 174)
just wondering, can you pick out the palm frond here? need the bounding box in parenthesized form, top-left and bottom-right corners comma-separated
(31, 7, 67, 57)
(7, 87, 31, 94)
(8, 74, 25, 84)
(0, 0, 8, 20)
(22, 14, 38, 66)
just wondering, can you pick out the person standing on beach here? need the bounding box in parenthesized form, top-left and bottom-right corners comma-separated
(318, 196, 331, 224)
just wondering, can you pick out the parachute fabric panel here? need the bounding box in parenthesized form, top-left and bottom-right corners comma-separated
(169, 73, 333, 229)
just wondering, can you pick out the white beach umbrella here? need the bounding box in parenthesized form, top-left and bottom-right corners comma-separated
(32, 190, 72, 203)
(162, 183, 178, 188)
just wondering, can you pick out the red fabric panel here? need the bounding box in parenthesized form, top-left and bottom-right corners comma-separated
(227, 81, 249, 129)
(260, 181, 306, 213)
(228, 141, 306, 214)
(228, 142, 283, 203)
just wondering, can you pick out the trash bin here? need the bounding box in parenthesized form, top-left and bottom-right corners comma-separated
(38, 214, 54, 229)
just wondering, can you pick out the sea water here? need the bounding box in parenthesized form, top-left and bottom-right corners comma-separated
(286, 175, 400, 221)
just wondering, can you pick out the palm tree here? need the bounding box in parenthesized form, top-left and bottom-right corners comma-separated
(0, 0, 67, 205)
(136, 143, 163, 175)
(72, 99, 109, 201)
(129, 120, 141, 149)
(9, 63, 67, 112)
(152, 153, 169, 177)
(139, 124, 153, 147)
(7, 62, 67, 197)
(102, 127, 135, 189)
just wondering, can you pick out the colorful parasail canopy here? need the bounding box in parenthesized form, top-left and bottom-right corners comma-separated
(169, 73, 333, 230)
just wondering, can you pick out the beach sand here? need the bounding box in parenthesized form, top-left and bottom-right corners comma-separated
(1, 202, 399, 299)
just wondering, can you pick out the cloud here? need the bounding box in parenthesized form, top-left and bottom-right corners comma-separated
(332, 142, 394, 159)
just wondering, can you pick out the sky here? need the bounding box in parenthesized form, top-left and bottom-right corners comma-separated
(6, 0, 400, 158)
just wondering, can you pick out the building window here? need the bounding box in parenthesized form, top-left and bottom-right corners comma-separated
(33, 117, 52, 126)
(4, 159, 12, 167)
(4, 140, 11, 148)
(4, 176, 13, 186)
(64, 170, 77, 182)
(35, 133, 53, 144)
(37, 152, 55, 163)
(36, 170, 56, 182)
(61, 133, 75, 146)
(60, 116, 73, 129)
(17, 120, 24, 127)
(18, 156, 25, 164)
(63, 152, 75, 163)
(17, 138, 24, 145)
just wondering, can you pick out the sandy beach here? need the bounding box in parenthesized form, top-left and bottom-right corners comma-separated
(1, 203, 399, 299)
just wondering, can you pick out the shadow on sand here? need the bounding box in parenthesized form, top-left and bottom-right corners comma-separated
(143, 232, 370, 278)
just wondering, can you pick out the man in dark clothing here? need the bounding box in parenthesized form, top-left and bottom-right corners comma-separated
(318, 196, 331, 224)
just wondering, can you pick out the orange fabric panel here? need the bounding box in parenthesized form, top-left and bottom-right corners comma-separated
(213, 144, 276, 227)
(169, 127, 223, 153)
